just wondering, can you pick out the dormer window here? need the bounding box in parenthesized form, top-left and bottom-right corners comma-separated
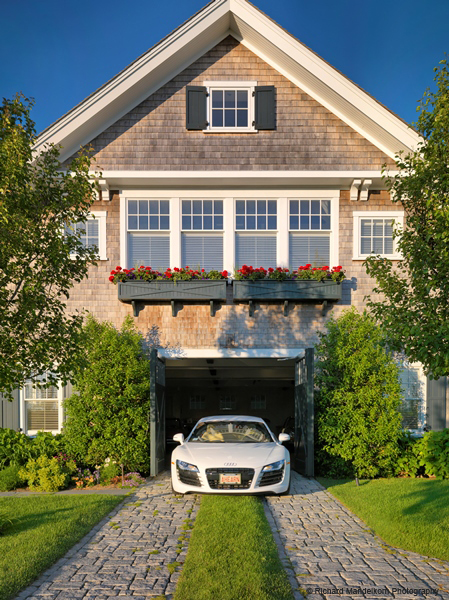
(186, 82, 275, 132)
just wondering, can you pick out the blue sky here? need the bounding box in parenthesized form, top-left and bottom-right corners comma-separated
(1, 0, 448, 134)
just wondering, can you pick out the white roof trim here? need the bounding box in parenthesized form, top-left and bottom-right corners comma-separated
(35, 0, 420, 163)
(159, 347, 305, 360)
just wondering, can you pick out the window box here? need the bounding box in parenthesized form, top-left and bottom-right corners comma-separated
(118, 280, 228, 316)
(233, 280, 342, 315)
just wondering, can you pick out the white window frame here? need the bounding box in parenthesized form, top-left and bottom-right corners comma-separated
(20, 378, 64, 436)
(353, 211, 404, 261)
(67, 211, 107, 261)
(181, 199, 224, 231)
(235, 199, 277, 232)
(203, 81, 257, 133)
(288, 195, 339, 268)
(398, 361, 427, 434)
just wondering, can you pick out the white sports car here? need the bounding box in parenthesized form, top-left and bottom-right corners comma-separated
(170, 415, 291, 495)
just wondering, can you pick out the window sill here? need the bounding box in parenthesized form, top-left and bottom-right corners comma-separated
(352, 255, 402, 261)
(203, 128, 258, 134)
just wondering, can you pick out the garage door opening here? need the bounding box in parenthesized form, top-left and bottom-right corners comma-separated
(149, 349, 314, 478)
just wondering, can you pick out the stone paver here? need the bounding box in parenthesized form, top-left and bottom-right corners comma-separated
(16, 472, 199, 600)
(265, 472, 449, 600)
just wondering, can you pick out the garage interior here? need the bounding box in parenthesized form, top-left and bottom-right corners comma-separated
(164, 357, 296, 440)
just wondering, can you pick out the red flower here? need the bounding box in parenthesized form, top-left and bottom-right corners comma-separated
(115, 266, 122, 271)
(110, 270, 116, 275)
(108, 275, 115, 282)
(268, 268, 274, 273)
(222, 270, 228, 278)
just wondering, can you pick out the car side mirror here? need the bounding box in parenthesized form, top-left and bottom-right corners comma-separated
(278, 433, 290, 444)
(173, 433, 185, 444)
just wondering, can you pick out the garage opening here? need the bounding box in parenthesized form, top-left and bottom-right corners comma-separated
(149, 349, 314, 478)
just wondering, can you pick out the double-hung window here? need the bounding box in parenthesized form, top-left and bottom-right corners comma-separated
(235, 200, 277, 268)
(181, 200, 223, 271)
(289, 200, 331, 267)
(398, 362, 427, 432)
(23, 373, 62, 435)
(353, 211, 403, 260)
(65, 211, 107, 260)
(127, 200, 170, 270)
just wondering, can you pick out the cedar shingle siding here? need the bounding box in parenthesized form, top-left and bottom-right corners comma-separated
(64, 37, 395, 171)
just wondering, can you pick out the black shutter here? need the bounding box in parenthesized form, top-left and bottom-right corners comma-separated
(254, 86, 275, 130)
(186, 86, 207, 130)
(427, 376, 447, 431)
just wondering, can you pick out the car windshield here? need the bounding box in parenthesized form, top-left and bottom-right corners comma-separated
(189, 420, 273, 443)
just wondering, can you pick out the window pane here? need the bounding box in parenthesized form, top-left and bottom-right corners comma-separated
(257, 216, 266, 229)
(290, 234, 330, 267)
(236, 215, 245, 230)
(290, 215, 299, 229)
(182, 234, 223, 271)
(139, 200, 148, 214)
(384, 237, 393, 254)
(214, 215, 223, 230)
(247, 215, 256, 229)
(360, 219, 372, 236)
(193, 216, 202, 230)
(224, 90, 235, 108)
(373, 237, 383, 253)
(290, 200, 299, 215)
(212, 110, 223, 127)
(385, 220, 393, 236)
(360, 238, 371, 254)
(321, 215, 331, 230)
(311, 216, 320, 230)
(150, 216, 159, 229)
(87, 220, 99, 238)
(214, 200, 223, 214)
(300, 216, 310, 230)
(268, 201, 277, 215)
(267, 216, 277, 230)
(128, 200, 138, 214)
(212, 90, 223, 108)
(203, 200, 212, 214)
(139, 216, 148, 229)
(237, 110, 248, 127)
(235, 234, 277, 270)
(257, 200, 266, 215)
(128, 216, 138, 230)
(247, 201, 256, 215)
(160, 216, 169, 230)
(321, 200, 330, 215)
(237, 90, 248, 108)
(27, 401, 58, 432)
(149, 201, 158, 215)
(311, 200, 320, 214)
(182, 200, 191, 215)
(182, 216, 191, 230)
(160, 201, 169, 215)
(300, 200, 309, 215)
(193, 201, 202, 215)
(373, 220, 384, 236)
(236, 201, 245, 215)
(127, 234, 170, 271)
(203, 216, 212, 230)
(225, 110, 235, 127)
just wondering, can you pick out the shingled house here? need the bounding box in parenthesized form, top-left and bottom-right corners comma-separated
(2, 0, 447, 475)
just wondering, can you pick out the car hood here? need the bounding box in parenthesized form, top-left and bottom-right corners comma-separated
(173, 442, 287, 468)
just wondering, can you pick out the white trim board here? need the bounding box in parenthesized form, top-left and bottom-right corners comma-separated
(159, 348, 305, 360)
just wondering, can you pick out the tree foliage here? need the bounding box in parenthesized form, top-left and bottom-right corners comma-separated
(63, 315, 152, 475)
(315, 308, 403, 479)
(0, 94, 98, 396)
(364, 59, 449, 377)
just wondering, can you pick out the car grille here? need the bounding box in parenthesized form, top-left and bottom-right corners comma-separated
(206, 468, 254, 490)
(258, 468, 284, 487)
(177, 469, 202, 487)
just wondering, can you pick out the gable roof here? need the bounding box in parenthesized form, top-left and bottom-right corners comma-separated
(35, 0, 420, 164)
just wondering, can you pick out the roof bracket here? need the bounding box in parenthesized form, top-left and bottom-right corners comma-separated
(360, 179, 372, 202)
(350, 179, 362, 201)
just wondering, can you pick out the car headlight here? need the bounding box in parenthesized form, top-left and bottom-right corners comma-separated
(262, 459, 285, 472)
(176, 460, 199, 472)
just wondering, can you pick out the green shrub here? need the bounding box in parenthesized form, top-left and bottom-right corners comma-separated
(29, 432, 65, 460)
(419, 429, 449, 479)
(99, 462, 120, 484)
(0, 429, 32, 469)
(315, 308, 403, 479)
(19, 456, 77, 492)
(395, 431, 424, 477)
(0, 465, 26, 492)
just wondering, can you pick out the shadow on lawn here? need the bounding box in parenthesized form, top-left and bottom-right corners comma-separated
(400, 479, 449, 522)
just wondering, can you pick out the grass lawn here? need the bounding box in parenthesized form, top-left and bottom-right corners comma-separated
(0, 494, 123, 600)
(319, 477, 449, 562)
(174, 495, 294, 600)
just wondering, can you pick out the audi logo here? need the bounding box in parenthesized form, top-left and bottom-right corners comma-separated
(224, 462, 237, 466)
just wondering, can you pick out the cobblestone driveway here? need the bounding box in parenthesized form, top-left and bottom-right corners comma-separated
(17, 473, 199, 599)
(265, 473, 449, 600)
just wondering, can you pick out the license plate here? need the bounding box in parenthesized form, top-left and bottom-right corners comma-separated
(219, 473, 241, 485)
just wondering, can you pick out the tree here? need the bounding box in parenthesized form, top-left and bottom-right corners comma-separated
(314, 308, 403, 479)
(364, 59, 449, 377)
(63, 315, 152, 477)
(0, 95, 98, 396)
